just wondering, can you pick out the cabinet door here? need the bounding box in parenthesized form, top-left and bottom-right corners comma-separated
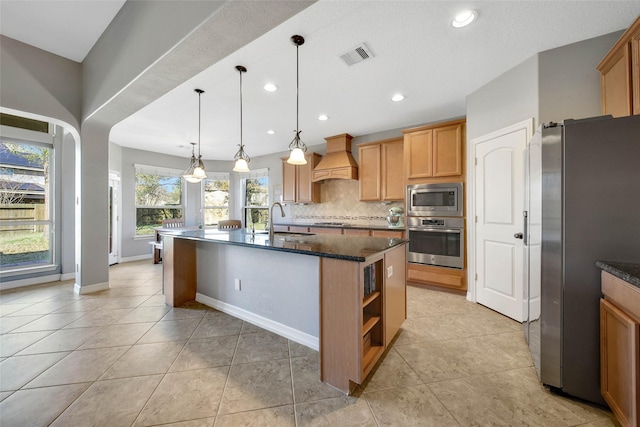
(282, 160, 297, 203)
(359, 144, 381, 201)
(381, 140, 404, 201)
(600, 45, 633, 118)
(432, 123, 463, 177)
(600, 298, 639, 427)
(404, 129, 432, 179)
(296, 154, 318, 203)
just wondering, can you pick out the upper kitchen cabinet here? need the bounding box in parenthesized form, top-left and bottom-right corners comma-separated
(597, 16, 640, 117)
(282, 153, 322, 203)
(358, 137, 404, 202)
(402, 119, 466, 183)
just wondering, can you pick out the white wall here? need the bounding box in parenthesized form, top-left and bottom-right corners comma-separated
(466, 55, 540, 141)
(538, 31, 622, 124)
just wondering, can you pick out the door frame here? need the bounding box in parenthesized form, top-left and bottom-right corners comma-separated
(108, 171, 121, 265)
(466, 118, 534, 303)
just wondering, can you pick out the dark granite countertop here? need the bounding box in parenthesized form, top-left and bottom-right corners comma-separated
(273, 222, 405, 232)
(160, 229, 407, 262)
(595, 261, 640, 288)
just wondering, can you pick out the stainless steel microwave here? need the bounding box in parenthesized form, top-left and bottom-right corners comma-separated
(406, 182, 463, 217)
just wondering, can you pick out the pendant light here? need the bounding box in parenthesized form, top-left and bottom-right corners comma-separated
(233, 65, 251, 173)
(287, 34, 307, 165)
(183, 88, 207, 183)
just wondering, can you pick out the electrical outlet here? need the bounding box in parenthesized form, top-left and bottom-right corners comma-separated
(387, 266, 393, 278)
(234, 278, 241, 291)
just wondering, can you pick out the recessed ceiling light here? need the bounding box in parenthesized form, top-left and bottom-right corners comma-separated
(264, 83, 278, 92)
(267, 130, 276, 135)
(452, 9, 477, 28)
(318, 114, 329, 121)
(391, 93, 405, 102)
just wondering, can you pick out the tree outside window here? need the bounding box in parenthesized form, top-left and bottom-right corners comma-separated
(135, 166, 183, 235)
(243, 174, 269, 230)
(0, 141, 52, 268)
(203, 175, 229, 227)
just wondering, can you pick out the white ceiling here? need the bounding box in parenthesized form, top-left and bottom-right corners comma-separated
(2, 1, 639, 162)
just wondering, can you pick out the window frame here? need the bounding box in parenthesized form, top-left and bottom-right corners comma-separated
(0, 136, 56, 274)
(134, 164, 184, 238)
(240, 168, 269, 230)
(202, 172, 230, 228)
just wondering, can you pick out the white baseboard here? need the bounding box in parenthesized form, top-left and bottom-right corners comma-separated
(74, 281, 110, 295)
(0, 274, 62, 291)
(119, 254, 152, 263)
(196, 293, 319, 351)
(60, 272, 76, 281)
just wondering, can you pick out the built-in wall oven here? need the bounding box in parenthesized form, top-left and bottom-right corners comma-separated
(406, 217, 464, 269)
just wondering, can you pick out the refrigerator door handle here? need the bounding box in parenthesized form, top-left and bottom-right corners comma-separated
(523, 211, 528, 246)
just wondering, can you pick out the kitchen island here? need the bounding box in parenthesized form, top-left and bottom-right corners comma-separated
(161, 229, 408, 393)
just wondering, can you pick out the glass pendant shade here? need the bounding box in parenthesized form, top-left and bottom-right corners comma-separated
(183, 89, 207, 183)
(233, 158, 249, 173)
(288, 147, 307, 165)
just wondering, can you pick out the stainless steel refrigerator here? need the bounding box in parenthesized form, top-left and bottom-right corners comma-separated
(523, 114, 640, 405)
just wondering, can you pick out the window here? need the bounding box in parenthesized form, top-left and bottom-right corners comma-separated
(135, 164, 183, 236)
(0, 140, 53, 269)
(203, 173, 230, 227)
(242, 169, 269, 230)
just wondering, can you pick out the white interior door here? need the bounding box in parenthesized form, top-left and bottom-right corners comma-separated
(474, 125, 528, 321)
(108, 175, 120, 265)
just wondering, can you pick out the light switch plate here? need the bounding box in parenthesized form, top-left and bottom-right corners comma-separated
(387, 266, 393, 278)
(234, 278, 241, 291)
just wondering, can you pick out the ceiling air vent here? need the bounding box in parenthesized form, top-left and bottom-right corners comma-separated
(339, 43, 374, 66)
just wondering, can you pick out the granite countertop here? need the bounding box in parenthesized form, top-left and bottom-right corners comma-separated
(595, 261, 640, 288)
(274, 222, 405, 231)
(160, 229, 407, 262)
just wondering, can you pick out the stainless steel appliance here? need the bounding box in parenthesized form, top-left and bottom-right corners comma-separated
(523, 115, 640, 405)
(406, 182, 463, 217)
(406, 216, 464, 269)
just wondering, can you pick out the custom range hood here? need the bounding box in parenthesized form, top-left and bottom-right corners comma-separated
(311, 133, 358, 182)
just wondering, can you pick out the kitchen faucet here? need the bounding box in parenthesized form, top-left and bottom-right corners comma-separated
(269, 202, 285, 235)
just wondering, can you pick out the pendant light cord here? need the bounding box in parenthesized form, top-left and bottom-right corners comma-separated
(240, 68, 243, 148)
(296, 41, 299, 137)
(198, 90, 202, 158)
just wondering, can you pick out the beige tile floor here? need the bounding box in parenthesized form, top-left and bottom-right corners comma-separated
(0, 260, 619, 426)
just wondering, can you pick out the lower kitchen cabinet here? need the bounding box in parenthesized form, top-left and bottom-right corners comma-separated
(600, 271, 640, 427)
(310, 227, 343, 235)
(320, 243, 407, 394)
(407, 262, 466, 291)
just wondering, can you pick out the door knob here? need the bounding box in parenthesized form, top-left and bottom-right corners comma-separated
(514, 232, 524, 239)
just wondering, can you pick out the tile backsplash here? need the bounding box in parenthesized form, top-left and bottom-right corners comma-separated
(283, 180, 403, 228)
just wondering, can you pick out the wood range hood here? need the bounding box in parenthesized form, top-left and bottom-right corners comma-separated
(311, 133, 359, 182)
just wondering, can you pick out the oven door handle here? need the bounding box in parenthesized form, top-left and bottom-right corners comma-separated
(408, 228, 462, 233)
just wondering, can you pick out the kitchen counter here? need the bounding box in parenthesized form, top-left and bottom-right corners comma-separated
(595, 261, 640, 288)
(159, 228, 406, 262)
(274, 222, 405, 232)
